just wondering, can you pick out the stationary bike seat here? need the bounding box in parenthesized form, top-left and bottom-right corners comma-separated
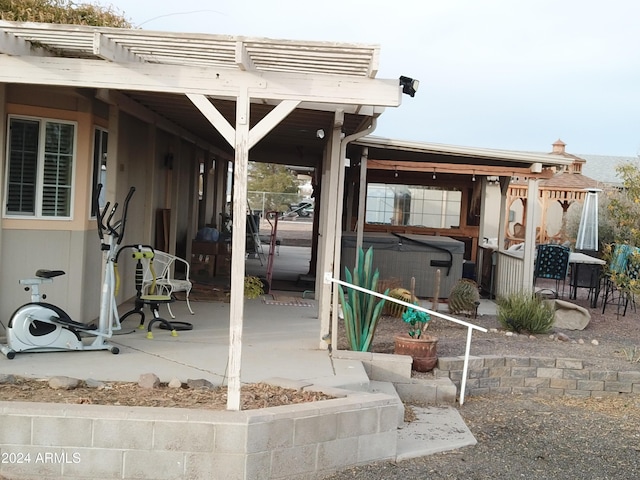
(35, 269, 66, 279)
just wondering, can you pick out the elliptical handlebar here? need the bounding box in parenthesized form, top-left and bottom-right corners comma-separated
(116, 187, 136, 245)
(94, 184, 136, 245)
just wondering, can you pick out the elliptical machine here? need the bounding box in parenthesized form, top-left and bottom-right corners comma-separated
(0, 185, 135, 359)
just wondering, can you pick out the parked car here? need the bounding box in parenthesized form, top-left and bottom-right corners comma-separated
(283, 201, 314, 218)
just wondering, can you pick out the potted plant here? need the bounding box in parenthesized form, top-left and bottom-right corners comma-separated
(244, 275, 265, 299)
(393, 278, 438, 372)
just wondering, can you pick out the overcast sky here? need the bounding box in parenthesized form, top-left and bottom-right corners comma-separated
(105, 0, 640, 157)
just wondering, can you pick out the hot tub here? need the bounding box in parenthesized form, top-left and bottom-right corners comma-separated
(341, 232, 464, 298)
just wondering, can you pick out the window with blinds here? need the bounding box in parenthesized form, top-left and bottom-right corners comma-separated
(6, 117, 75, 218)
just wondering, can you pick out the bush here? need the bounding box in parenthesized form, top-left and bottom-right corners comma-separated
(496, 292, 554, 334)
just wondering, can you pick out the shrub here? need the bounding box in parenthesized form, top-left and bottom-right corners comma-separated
(496, 292, 554, 334)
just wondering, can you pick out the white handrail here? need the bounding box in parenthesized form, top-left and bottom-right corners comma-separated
(324, 272, 488, 405)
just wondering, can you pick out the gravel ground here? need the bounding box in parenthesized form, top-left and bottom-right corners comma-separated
(323, 394, 640, 479)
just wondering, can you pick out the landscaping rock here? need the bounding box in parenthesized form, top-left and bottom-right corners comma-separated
(85, 378, 106, 389)
(49, 376, 80, 390)
(548, 299, 591, 330)
(187, 378, 214, 390)
(0, 374, 16, 384)
(168, 378, 183, 388)
(138, 373, 160, 389)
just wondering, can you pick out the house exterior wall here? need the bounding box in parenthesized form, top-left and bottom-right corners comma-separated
(0, 85, 200, 324)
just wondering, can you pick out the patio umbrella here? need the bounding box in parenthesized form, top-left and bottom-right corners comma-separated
(576, 188, 601, 251)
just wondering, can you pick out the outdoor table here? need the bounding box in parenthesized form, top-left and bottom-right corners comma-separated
(568, 252, 606, 308)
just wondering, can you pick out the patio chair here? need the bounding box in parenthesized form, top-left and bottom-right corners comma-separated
(601, 244, 639, 316)
(142, 250, 194, 319)
(533, 244, 570, 298)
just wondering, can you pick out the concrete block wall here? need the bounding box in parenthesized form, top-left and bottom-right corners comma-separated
(436, 355, 640, 398)
(0, 388, 398, 480)
(332, 350, 458, 406)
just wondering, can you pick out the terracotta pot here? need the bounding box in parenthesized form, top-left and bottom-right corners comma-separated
(394, 333, 439, 372)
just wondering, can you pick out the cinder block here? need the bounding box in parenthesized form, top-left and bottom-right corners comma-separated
(525, 377, 550, 388)
(590, 370, 618, 381)
(214, 423, 248, 454)
(436, 383, 457, 404)
(511, 367, 537, 378)
(488, 366, 511, 378)
(467, 387, 490, 396)
(32, 417, 93, 447)
(379, 403, 402, 432)
(317, 437, 359, 470)
(482, 355, 505, 367)
(618, 371, 640, 383)
(243, 452, 272, 480)
(488, 387, 512, 395)
(511, 387, 539, 395)
(294, 413, 338, 446)
(437, 357, 465, 371)
(478, 377, 500, 388)
(537, 367, 563, 378)
(0, 415, 31, 445)
(537, 388, 565, 396)
(61, 448, 123, 479)
(529, 357, 556, 367)
(367, 353, 413, 382)
(153, 421, 215, 452)
(0, 446, 65, 478)
(549, 378, 577, 390)
(123, 450, 185, 479)
(577, 380, 604, 391)
(505, 357, 530, 367)
(357, 431, 397, 463)
(337, 407, 379, 438)
(93, 419, 153, 450)
(556, 358, 583, 369)
(604, 381, 633, 393)
(563, 369, 590, 380)
(270, 444, 317, 478)
(368, 381, 404, 427)
(246, 418, 294, 452)
(468, 368, 490, 379)
(500, 376, 525, 388)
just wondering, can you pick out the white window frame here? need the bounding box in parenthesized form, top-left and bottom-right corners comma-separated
(4, 114, 77, 220)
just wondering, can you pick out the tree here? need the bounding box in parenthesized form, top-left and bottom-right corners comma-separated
(0, 0, 131, 27)
(247, 162, 300, 213)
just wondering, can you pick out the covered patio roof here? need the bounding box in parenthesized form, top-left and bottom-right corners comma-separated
(353, 136, 573, 175)
(0, 20, 399, 165)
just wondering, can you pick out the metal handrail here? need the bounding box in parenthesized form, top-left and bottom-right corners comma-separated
(324, 272, 488, 405)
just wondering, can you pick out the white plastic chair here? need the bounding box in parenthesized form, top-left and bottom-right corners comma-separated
(142, 250, 194, 319)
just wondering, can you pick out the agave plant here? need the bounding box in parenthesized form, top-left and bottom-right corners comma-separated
(338, 247, 388, 352)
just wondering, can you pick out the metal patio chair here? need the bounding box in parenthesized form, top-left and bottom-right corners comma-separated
(533, 244, 570, 298)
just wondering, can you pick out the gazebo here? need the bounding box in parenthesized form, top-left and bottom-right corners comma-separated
(505, 140, 602, 248)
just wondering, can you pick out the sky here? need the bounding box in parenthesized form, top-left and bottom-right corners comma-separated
(104, 0, 640, 157)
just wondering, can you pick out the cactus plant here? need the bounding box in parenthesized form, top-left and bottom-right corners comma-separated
(338, 247, 388, 352)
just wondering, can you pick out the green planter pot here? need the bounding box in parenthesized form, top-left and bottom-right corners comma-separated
(394, 333, 439, 372)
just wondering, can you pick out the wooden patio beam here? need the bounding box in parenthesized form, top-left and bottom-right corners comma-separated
(367, 160, 554, 178)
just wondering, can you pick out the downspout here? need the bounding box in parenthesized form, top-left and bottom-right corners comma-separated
(328, 117, 377, 352)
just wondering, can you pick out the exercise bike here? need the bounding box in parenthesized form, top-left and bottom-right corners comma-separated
(0, 185, 135, 360)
